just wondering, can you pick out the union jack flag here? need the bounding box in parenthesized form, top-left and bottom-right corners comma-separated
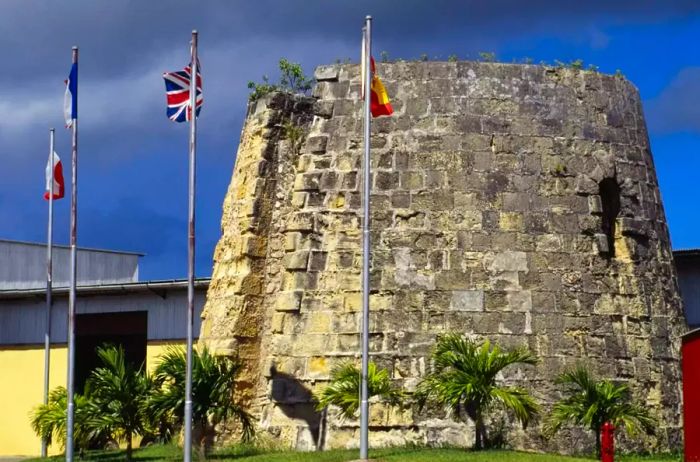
(163, 63, 202, 123)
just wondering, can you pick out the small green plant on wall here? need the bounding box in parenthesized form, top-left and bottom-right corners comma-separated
(479, 51, 496, 62)
(247, 58, 314, 101)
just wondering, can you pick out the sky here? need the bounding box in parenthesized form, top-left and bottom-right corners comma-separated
(1, 1, 699, 280)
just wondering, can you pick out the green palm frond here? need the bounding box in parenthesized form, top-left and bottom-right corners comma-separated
(416, 334, 539, 430)
(314, 361, 406, 419)
(490, 386, 539, 428)
(29, 386, 110, 450)
(544, 364, 655, 440)
(149, 346, 254, 442)
(86, 345, 151, 455)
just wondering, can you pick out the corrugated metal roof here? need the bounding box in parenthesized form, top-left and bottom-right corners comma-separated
(0, 238, 145, 256)
(0, 277, 210, 300)
(674, 248, 700, 258)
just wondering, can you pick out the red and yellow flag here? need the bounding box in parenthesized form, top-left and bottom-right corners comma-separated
(370, 57, 393, 118)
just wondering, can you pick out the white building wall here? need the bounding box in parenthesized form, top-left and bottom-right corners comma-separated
(0, 240, 140, 290)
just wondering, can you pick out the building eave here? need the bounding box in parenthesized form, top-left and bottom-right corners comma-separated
(673, 248, 700, 258)
(0, 238, 145, 257)
(0, 278, 211, 300)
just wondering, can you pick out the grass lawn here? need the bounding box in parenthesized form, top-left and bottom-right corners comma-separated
(28, 444, 683, 462)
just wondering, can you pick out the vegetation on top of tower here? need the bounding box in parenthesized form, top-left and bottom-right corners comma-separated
(247, 58, 314, 102)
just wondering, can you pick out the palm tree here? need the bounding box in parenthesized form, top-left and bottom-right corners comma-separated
(86, 345, 151, 461)
(416, 334, 540, 450)
(543, 365, 655, 456)
(149, 346, 253, 457)
(30, 386, 110, 454)
(314, 361, 406, 419)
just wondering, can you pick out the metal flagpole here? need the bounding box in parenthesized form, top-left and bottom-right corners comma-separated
(183, 29, 198, 462)
(65, 46, 78, 462)
(41, 128, 56, 458)
(359, 15, 372, 461)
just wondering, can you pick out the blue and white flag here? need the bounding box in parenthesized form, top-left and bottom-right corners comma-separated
(64, 63, 77, 128)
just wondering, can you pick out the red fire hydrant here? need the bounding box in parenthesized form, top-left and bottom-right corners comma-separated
(601, 421, 615, 462)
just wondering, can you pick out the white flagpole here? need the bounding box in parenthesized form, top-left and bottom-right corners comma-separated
(41, 128, 55, 458)
(359, 15, 372, 461)
(183, 29, 198, 462)
(65, 46, 78, 462)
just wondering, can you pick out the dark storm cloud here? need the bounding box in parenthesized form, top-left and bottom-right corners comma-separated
(647, 67, 700, 134)
(0, 1, 698, 278)
(1, 0, 698, 85)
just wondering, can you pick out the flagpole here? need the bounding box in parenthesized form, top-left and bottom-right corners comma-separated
(183, 29, 198, 462)
(41, 128, 55, 458)
(65, 46, 78, 462)
(359, 15, 372, 461)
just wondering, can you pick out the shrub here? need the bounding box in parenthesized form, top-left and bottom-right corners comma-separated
(248, 58, 313, 101)
(416, 334, 539, 450)
(543, 365, 655, 457)
(149, 346, 253, 457)
(314, 361, 406, 419)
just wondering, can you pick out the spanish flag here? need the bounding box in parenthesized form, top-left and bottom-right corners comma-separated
(370, 57, 393, 118)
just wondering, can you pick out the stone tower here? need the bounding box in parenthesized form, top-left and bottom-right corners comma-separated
(200, 61, 686, 453)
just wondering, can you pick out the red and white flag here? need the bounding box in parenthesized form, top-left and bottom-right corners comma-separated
(44, 151, 65, 200)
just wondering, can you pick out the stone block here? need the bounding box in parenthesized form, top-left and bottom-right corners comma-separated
(499, 212, 523, 232)
(434, 270, 471, 290)
(451, 290, 484, 311)
(306, 312, 332, 334)
(487, 250, 528, 273)
(507, 290, 532, 312)
(305, 136, 329, 154)
(294, 172, 321, 191)
(411, 191, 455, 211)
(306, 356, 330, 378)
(503, 192, 530, 212)
(242, 235, 266, 257)
(375, 171, 400, 190)
(619, 218, 648, 237)
(320, 171, 338, 190)
(286, 213, 315, 232)
(594, 233, 610, 254)
(276, 291, 303, 312)
(308, 251, 328, 271)
(343, 292, 362, 312)
(401, 172, 424, 190)
(313, 100, 334, 118)
(283, 250, 310, 270)
(574, 174, 598, 195)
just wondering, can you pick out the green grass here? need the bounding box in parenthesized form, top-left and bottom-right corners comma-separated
(27, 444, 682, 462)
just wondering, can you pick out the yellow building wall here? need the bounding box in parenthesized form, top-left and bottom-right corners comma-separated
(0, 342, 184, 457)
(145, 341, 184, 373)
(0, 345, 67, 457)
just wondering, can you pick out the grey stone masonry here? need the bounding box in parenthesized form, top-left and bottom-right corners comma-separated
(201, 61, 686, 454)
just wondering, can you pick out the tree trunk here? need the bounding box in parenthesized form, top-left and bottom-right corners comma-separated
(595, 428, 601, 459)
(125, 434, 133, 462)
(475, 414, 487, 450)
(465, 402, 485, 451)
(192, 419, 216, 460)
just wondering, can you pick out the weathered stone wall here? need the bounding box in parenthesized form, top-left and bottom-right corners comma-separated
(201, 61, 686, 453)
